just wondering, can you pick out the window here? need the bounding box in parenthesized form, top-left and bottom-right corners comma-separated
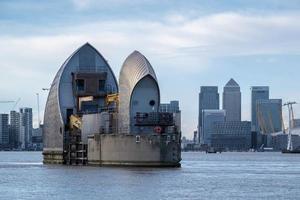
(149, 100, 155, 106)
(99, 80, 105, 91)
(76, 79, 85, 91)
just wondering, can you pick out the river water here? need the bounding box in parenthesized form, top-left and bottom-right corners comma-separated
(0, 152, 299, 200)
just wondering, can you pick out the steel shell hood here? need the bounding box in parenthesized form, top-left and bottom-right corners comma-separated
(118, 51, 160, 133)
(43, 43, 118, 152)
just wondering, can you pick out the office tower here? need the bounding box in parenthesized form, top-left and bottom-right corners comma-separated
(223, 78, 241, 122)
(256, 99, 282, 133)
(193, 130, 197, 144)
(251, 86, 269, 131)
(293, 119, 300, 128)
(0, 114, 9, 146)
(198, 86, 219, 143)
(32, 125, 43, 151)
(20, 108, 33, 150)
(160, 101, 181, 132)
(211, 121, 251, 151)
(201, 109, 225, 145)
(10, 110, 20, 149)
(160, 101, 180, 113)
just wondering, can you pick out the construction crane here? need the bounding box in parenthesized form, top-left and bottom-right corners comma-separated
(0, 101, 14, 103)
(106, 93, 119, 106)
(36, 93, 40, 128)
(0, 98, 21, 113)
(11, 98, 21, 110)
(106, 93, 119, 112)
(283, 101, 297, 151)
(69, 115, 82, 130)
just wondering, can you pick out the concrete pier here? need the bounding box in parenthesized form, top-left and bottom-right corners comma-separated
(87, 133, 181, 167)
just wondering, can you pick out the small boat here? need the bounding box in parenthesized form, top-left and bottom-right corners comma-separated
(206, 147, 221, 153)
(282, 148, 300, 154)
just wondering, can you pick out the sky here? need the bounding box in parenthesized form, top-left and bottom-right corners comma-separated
(1, 0, 300, 139)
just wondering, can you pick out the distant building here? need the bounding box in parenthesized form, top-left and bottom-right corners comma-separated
(293, 119, 300, 128)
(272, 128, 300, 150)
(193, 130, 197, 144)
(201, 109, 225, 145)
(223, 79, 241, 122)
(256, 99, 282, 134)
(160, 101, 180, 113)
(10, 110, 20, 149)
(32, 125, 43, 151)
(181, 136, 195, 151)
(211, 121, 251, 151)
(251, 86, 269, 132)
(160, 101, 181, 132)
(0, 114, 9, 147)
(198, 86, 219, 143)
(20, 108, 33, 149)
(256, 99, 282, 147)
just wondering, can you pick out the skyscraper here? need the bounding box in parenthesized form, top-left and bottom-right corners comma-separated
(198, 86, 219, 143)
(20, 108, 33, 149)
(0, 114, 9, 146)
(10, 110, 20, 149)
(160, 101, 181, 132)
(201, 109, 225, 145)
(251, 86, 269, 131)
(223, 78, 241, 122)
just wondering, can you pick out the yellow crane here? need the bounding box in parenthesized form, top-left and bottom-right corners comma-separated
(69, 115, 82, 130)
(106, 93, 119, 106)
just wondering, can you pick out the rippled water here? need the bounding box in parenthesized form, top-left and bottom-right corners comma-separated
(0, 152, 299, 200)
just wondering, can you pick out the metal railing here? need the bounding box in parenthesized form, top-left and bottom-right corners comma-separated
(135, 112, 174, 126)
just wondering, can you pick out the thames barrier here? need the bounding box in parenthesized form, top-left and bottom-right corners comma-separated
(42, 43, 181, 167)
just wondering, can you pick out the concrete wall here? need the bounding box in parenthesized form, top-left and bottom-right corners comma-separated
(82, 113, 102, 144)
(88, 133, 181, 167)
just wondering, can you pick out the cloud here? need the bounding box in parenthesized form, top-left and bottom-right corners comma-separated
(1, 11, 299, 74)
(1, 11, 300, 134)
(70, 0, 154, 10)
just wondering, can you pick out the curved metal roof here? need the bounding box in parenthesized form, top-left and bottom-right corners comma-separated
(43, 43, 118, 152)
(118, 51, 159, 133)
(119, 50, 157, 90)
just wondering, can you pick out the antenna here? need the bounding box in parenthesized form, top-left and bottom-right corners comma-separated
(11, 98, 21, 110)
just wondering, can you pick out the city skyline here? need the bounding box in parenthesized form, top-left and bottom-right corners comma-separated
(1, 0, 300, 139)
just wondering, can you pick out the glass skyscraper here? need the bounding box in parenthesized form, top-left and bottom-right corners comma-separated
(10, 110, 20, 148)
(198, 86, 219, 143)
(251, 86, 269, 131)
(201, 109, 225, 145)
(20, 108, 33, 149)
(0, 114, 9, 146)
